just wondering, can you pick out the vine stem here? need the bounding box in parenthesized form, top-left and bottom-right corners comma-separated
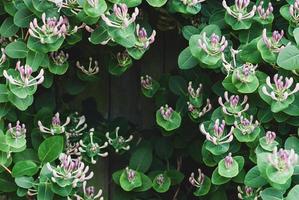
(0, 163, 12, 174)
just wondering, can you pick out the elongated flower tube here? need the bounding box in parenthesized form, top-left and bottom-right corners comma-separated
(289, 0, 299, 24)
(237, 186, 260, 200)
(262, 74, 299, 102)
(218, 91, 249, 116)
(187, 99, 212, 119)
(79, 129, 108, 164)
(0, 48, 6, 65)
(189, 168, 205, 188)
(101, 4, 139, 29)
(235, 63, 258, 83)
(38, 112, 71, 135)
(8, 121, 26, 138)
(222, 48, 240, 74)
(135, 24, 156, 49)
(159, 104, 174, 121)
(222, 0, 256, 21)
(268, 147, 298, 171)
(188, 81, 202, 99)
(29, 13, 77, 44)
(66, 113, 88, 138)
(3, 62, 44, 88)
(76, 57, 99, 76)
(72, 181, 104, 200)
(47, 153, 94, 188)
(181, 0, 205, 7)
(48, 0, 82, 14)
(257, 1, 273, 20)
(262, 29, 285, 53)
(66, 141, 81, 156)
(140, 75, 153, 90)
(51, 50, 69, 66)
(265, 131, 276, 144)
(234, 115, 259, 135)
(198, 32, 228, 56)
(200, 119, 234, 145)
(106, 127, 133, 153)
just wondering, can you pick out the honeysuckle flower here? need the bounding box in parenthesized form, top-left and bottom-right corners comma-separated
(235, 63, 258, 83)
(237, 186, 260, 200)
(159, 104, 174, 121)
(135, 24, 156, 49)
(180, 0, 205, 7)
(76, 57, 99, 76)
(0, 48, 6, 65)
(101, 4, 139, 29)
(224, 152, 233, 168)
(3, 62, 44, 87)
(218, 91, 249, 116)
(7, 121, 26, 138)
(265, 131, 276, 144)
(29, 13, 78, 44)
(140, 75, 153, 90)
(234, 115, 259, 135)
(79, 129, 108, 164)
(257, 1, 273, 20)
(262, 74, 299, 102)
(66, 141, 81, 156)
(51, 50, 69, 65)
(155, 174, 165, 186)
(72, 181, 104, 200)
(222, 0, 256, 21)
(289, 0, 299, 24)
(262, 29, 286, 53)
(189, 168, 205, 188)
(125, 167, 137, 183)
(198, 32, 228, 56)
(187, 99, 212, 119)
(268, 147, 298, 171)
(188, 81, 202, 99)
(27, 188, 38, 197)
(48, 0, 82, 14)
(38, 112, 71, 135)
(66, 112, 88, 138)
(86, 0, 99, 7)
(105, 127, 133, 153)
(117, 51, 132, 67)
(200, 119, 234, 145)
(47, 153, 94, 188)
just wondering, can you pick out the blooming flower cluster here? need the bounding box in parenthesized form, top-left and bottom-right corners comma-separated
(159, 104, 174, 121)
(101, 4, 139, 29)
(38, 112, 71, 135)
(51, 50, 69, 65)
(140, 75, 153, 90)
(257, 1, 273, 20)
(289, 0, 299, 24)
(222, 0, 256, 21)
(198, 32, 228, 56)
(268, 147, 298, 171)
(234, 115, 259, 135)
(189, 168, 205, 188)
(262, 74, 299, 102)
(218, 91, 249, 116)
(180, 0, 205, 7)
(47, 153, 94, 187)
(135, 24, 156, 49)
(7, 121, 26, 139)
(200, 119, 234, 145)
(3, 62, 44, 87)
(76, 57, 100, 76)
(262, 29, 285, 53)
(105, 127, 133, 153)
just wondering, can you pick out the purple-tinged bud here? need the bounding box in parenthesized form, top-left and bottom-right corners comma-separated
(265, 131, 276, 144)
(189, 168, 205, 188)
(156, 174, 165, 186)
(224, 152, 233, 169)
(126, 167, 136, 183)
(160, 105, 174, 120)
(140, 75, 153, 90)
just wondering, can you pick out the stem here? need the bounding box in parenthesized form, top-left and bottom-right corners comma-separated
(0, 163, 12, 174)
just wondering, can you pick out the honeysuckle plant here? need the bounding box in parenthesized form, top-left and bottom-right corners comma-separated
(3, 0, 299, 199)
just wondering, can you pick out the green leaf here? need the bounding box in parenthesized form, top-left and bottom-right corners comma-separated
(5, 41, 28, 58)
(38, 136, 64, 164)
(286, 185, 299, 200)
(0, 17, 19, 37)
(178, 47, 198, 70)
(285, 136, 299, 154)
(13, 8, 35, 28)
(277, 45, 299, 70)
(260, 187, 284, 200)
(15, 176, 35, 189)
(168, 75, 187, 96)
(293, 28, 299, 45)
(129, 143, 153, 173)
(146, 0, 167, 7)
(244, 166, 267, 188)
(0, 173, 17, 192)
(12, 160, 39, 177)
(37, 182, 54, 200)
